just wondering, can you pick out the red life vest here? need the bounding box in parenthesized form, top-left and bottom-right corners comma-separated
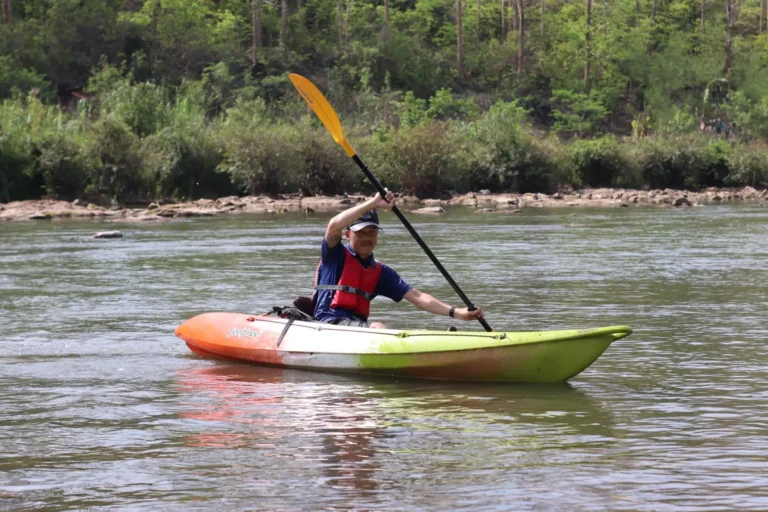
(313, 249, 383, 319)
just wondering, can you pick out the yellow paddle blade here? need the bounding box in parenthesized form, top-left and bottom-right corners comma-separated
(289, 73, 357, 157)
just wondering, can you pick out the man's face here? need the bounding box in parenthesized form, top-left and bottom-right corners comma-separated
(346, 225, 379, 257)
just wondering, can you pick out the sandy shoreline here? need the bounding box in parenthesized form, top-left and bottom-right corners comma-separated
(1, 187, 765, 222)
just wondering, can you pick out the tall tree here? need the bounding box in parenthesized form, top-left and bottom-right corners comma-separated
(760, 0, 765, 32)
(384, 0, 390, 29)
(725, 0, 732, 78)
(501, 0, 507, 41)
(701, 0, 706, 34)
(517, 0, 525, 73)
(2, 0, 11, 25)
(346, 0, 351, 43)
(457, 0, 465, 78)
(585, 0, 592, 88)
(512, 0, 519, 32)
(477, 0, 481, 42)
(280, 0, 288, 47)
(252, 0, 262, 65)
(337, 0, 344, 50)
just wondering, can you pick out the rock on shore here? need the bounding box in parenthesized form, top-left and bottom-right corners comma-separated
(1, 187, 765, 221)
(0, 200, 116, 221)
(446, 186, 766, 209)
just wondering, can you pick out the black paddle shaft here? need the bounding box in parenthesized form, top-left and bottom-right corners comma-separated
(352, 155, 493, 332)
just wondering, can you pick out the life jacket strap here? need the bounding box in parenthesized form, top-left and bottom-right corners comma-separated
(313, 284, 375, 301)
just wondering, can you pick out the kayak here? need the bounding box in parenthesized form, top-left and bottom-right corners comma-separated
(176, 312, 632, 382)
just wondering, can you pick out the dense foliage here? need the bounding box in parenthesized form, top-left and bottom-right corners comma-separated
(1, 0, 767, 202)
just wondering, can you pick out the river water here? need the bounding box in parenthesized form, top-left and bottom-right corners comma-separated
(2, 204, 767, 510)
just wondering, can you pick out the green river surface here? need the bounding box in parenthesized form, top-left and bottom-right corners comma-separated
(2, 204, 767, 510)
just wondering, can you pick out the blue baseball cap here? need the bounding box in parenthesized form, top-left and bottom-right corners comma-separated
(349, 210, 382, 231)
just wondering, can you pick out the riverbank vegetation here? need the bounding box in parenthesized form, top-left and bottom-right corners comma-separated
(1, 0, 768, 203)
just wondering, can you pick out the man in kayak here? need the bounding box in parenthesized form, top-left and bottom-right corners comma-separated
(313, 190, 485, 328)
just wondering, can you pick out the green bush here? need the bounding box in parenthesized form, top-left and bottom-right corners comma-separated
(462, 101, 559, 193)
(142, 125, 230, 200)
(140, 90, 230, 200)
(100, 81, 173, 137)
(726, 143, 768, 188)
(370, 121, 464, 198)
(567, 136, 636, 188)
(219, 124, 300, 195)
(551, 90, 609, 137)
(0, 56, 48, 99)
(397, 91, 428, 128)
(85, 62, 127, 99)
(0, 96, 94, 201)
(86, 116, 146, 202)
(0, 138, 36, 202)
(728, 91, 768, 140)
(0, 100, 36, 201)
(462, 100, 527, 191)
(632, 136, 730, 190)
(655, 107, 699, 136)
(28, 131, 94, 199)
(20, 98, 96, 199)
(532, 137, 571, 191)
(293, 120, 359, 196)
(425, 89, 480, 122)
(702, 140, 730, 188)
(218, 100, 301, 195)
(635, 137, 704, 190)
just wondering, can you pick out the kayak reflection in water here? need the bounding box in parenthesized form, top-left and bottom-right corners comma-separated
(312, 190, 485, 329)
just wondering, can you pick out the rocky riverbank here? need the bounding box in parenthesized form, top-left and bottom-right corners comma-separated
(1, 187, 765, 222)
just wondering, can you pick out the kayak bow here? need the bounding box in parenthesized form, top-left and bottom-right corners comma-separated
(176, 313, 632, 382)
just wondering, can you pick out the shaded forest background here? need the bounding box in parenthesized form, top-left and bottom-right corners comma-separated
(1, 0, 767, 203)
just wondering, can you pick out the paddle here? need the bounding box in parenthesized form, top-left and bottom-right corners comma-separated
(289, 73, 493, 332)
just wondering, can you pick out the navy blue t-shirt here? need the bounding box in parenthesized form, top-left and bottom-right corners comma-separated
(313, 240, 412, 323)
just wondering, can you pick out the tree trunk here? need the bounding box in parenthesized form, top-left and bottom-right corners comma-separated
(541, 0, 545, 37)
(651, 0, 657, 21)
(511, 0, 519, 32)
(517, 0, 525, 73)
(384, 0, 390, 27)
(280, 0, 288, 47)
(725, 0, 732, 78)
(457, 0, 465, 79)
(337, 0, 344, 51)
(2, 0, 12, 25)
(346, 0, 351, 43)
(252, 0, 261, 66)
(760, 0, 765, 32)
(585, 0, 592, 88)
(501, 0, 506, 42)
(701, 0, 706, 34)
(477, 0, 481, 42)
